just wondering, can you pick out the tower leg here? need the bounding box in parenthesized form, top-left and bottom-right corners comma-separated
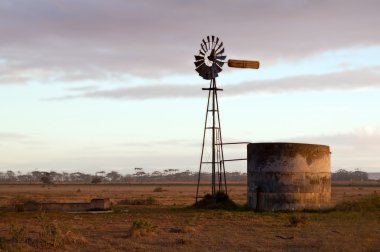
(196, 78, 227, 203)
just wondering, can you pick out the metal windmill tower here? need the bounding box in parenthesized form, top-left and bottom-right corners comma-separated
(194, 36, 260, 202)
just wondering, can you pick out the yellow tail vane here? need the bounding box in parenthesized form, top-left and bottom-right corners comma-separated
(228, 59, 260, 69)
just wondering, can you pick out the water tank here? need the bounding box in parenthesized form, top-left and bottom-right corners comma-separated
(247, 143, 331, 211)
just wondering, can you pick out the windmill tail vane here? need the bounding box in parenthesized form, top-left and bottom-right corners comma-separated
(194, 35, 260, 203)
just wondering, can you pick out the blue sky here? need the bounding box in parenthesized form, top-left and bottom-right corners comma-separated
(1, 0, 380, 174)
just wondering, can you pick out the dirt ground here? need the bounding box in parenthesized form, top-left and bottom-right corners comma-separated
(0, 184, 379, 251)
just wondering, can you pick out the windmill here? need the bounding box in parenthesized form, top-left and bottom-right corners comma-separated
(194, 35, 259, 202)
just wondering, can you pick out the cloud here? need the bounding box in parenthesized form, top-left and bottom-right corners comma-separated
(229, 67, 380, 94)
(44, 67, 380, 100)
(65, 85, 99, 92)
(0, 132, 27, 141)
(0, 0, 379, 84)
(0, 132, 47, 150)
(283, 127, 380, 170)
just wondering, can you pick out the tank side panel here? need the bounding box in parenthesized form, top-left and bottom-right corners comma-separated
(248, 192, 331, 211)
(247, 143, 331, 211)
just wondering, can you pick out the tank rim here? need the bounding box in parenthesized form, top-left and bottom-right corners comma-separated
(247, 142, 329, 149)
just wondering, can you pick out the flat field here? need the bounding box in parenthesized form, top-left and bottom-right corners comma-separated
(0, 184, 379, 251)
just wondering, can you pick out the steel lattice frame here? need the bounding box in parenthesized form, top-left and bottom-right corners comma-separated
(194, 36, 227, 202)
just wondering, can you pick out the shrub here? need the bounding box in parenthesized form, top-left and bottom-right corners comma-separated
(194, 191, 238, 210)
(129, 220, 156, 237)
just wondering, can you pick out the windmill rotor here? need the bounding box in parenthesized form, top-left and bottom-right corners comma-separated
(194, 36, 226, 80)
(194, 35, 260, 80)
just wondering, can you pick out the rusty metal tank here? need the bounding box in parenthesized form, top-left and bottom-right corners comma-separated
(247, 143, 331, 211)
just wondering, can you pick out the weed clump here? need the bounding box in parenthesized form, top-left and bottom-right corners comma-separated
(37, 212, 64, 247)
(153, 187, 165, 192)
(9, 223, 27, 243)
(129, 220, 156, 237)
(288, 214, 307, 227)
(194, 191, 238, 210)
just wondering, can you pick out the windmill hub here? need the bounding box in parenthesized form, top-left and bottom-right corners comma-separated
(207, 49, 217, 62)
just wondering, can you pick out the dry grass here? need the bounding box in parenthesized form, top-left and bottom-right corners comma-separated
(117, 196, 159, 206)
(128, 219, 156, 238)
(153, 187, 166, 192)
(0, 212, 87, 251)
(0, 184, 379, 251)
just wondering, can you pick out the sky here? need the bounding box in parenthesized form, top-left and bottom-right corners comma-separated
(1, 0, 380, 174)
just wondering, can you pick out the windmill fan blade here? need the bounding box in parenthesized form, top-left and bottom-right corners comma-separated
(214, 37, 219, 48)
(204, 71, 209, 79)
(195, 55, 204, 61)
(196, 63, 207, 73)
(208, 36, 212, 49)
(213, 63, 222, 73)
(202, 39, 208, 50)
(216, 60, 225, 68)
(216, 55, 226, 61)
(216, 42, 223, 52)
(194, 60, 205, 68)
(199, 50, 205, 56)
(196, 64, 212, 79)
(211, 66, 218, 78)
(212, 35, 215, 43)
(201, 44, 207, 53)
(217, 48, 224, 55)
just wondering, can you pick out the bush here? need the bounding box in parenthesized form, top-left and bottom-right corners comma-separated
(194, 191, 238, 210)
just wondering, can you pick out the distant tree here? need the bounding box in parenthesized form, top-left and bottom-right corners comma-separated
(151, 171, 162, 176)
(31, 171, 44, 182)
(106, 171, 122, 182)
(134, 168, 146, 182)
(41, 175, 53, 185)
(91, 176, 102, 184)
(352, 169, 369, 181)
(6, 170, 15, 181)
(70, 172, 91, 182)
(332, 169, 369, 181)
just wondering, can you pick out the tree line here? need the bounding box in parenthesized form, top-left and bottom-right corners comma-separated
(0, 169, 247, 184)
(331, 169, 369, 181)
(0, 168, 372, 184)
